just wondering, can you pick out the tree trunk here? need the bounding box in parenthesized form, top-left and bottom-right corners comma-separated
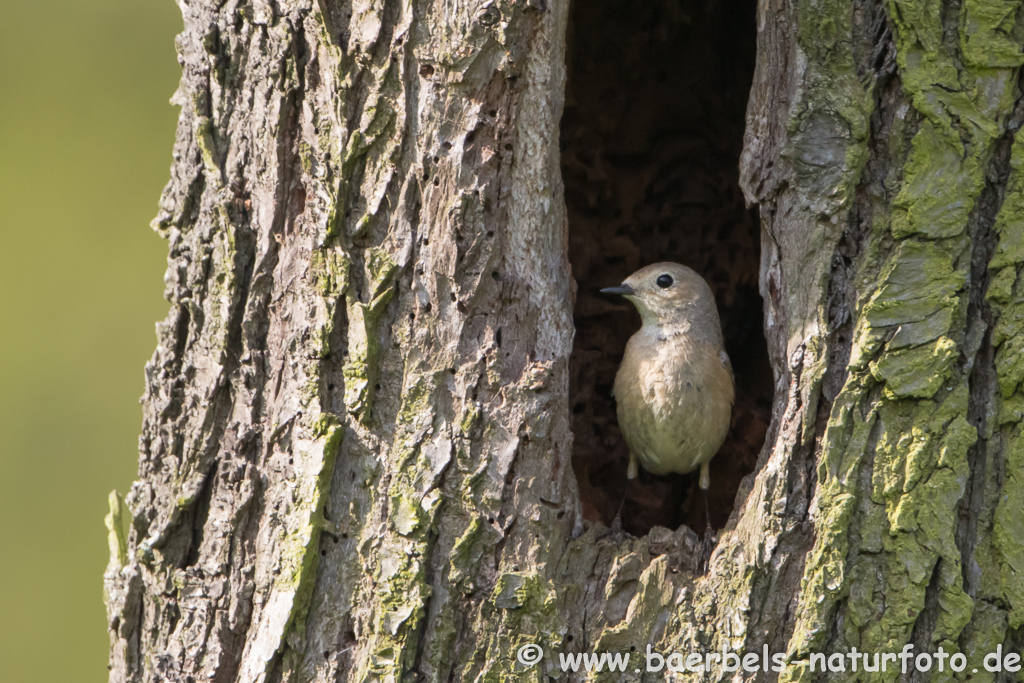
(103, 0, 1024, 681)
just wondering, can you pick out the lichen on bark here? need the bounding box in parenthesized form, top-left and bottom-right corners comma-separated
(775, 0, 1024, 679)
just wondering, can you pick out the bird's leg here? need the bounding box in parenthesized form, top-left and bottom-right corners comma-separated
(699, 461, 711, 531)
(702, 488, 711, 534)
(610, 480, 629, 535)
(610, 455, 638, 534)
(698, 461, 715, 569)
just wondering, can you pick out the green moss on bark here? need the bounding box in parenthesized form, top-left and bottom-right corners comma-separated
(782, 0, 1024, 676)
(980, 131, 1024, 629)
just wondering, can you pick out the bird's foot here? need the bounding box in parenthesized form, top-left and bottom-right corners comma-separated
(598, 512, 627, 543)
(700, 523, 717, 572)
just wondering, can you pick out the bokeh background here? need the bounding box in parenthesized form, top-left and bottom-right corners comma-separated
(0, 1, 182, 680)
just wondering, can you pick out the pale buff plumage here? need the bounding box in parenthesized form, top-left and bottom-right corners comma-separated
(602, 263, 734, 490)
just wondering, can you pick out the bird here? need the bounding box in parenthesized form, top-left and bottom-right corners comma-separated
(601, 263, 734, 494)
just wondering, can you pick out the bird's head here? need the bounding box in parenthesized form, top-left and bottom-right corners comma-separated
(601, 262, 718, 332)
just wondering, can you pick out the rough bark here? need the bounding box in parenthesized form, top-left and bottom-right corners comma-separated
(741, 0, 1024, 679)
(103, 0, 1024, 682)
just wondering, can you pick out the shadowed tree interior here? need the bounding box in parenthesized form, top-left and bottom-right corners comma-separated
(562, 0, 771, 536)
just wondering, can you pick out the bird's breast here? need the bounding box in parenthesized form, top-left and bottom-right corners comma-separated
(613, 330, 734, 475)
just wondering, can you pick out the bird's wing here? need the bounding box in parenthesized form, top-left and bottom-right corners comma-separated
(720, 349, 735, 383)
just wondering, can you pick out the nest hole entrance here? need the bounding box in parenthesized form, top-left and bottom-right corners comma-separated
(563, 0, 771, 537)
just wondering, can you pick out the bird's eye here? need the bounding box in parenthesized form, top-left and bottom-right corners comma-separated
(656, 274, 673, 289)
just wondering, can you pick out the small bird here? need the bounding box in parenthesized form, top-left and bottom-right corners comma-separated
(601, 263, 734, 492)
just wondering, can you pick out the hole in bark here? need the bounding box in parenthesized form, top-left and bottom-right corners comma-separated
(182, 463, 218, 568)
(563, 0, 770, 538)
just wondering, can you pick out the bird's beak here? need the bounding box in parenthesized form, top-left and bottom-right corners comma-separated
(600, 283, 636, 296)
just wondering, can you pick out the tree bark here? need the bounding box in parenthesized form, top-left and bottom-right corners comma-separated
(103, 0, 1024, 681)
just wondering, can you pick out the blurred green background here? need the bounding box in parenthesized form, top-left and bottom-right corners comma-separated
(0, 1, 181, 680)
